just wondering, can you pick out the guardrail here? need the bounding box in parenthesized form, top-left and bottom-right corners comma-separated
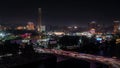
(35, 48, 120, 68)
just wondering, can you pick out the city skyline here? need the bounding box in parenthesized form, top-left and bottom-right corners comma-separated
(0, 0, 120, 26)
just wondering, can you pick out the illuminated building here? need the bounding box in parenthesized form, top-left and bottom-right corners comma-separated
(26, 22, 35, 30)
(0, 25, 7, 30)
(41, 25, 46, 32)
(88, 21, 97, 30)
(89, 28, 96, 34)
(16, 26, 25, 30)
(88, 21, 97, 34)
(113, 21, 120, 34)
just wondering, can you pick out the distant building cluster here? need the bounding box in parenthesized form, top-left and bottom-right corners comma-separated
(88, 21, 106, 34)
(0, 25, 6, 30)
(0, 20, 120, 35)
(16, 22, 35, 30)
(0, 22, 46, 32)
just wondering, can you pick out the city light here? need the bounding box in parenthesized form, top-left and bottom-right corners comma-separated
(54, 32, 65, 35)
(74, 26, 78, 29)
(0, 33, 5, 37)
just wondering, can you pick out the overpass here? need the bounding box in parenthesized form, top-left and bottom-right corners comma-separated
(35, 48, 120, 68)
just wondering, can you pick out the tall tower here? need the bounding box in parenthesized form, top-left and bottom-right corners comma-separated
(38, 8, 42, 32)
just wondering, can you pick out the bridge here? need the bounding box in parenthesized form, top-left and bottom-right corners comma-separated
(35, 48, 120, 68)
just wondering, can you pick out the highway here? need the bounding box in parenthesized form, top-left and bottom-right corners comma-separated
(35, 48, 120, 68)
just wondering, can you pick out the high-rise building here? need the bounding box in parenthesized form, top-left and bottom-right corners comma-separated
(88, 21, 97, 29)
(41, 25, 46, 32)
(113, 21, 120, 33)
(26, 22, 35, 30)
(88, 21, 97, 33)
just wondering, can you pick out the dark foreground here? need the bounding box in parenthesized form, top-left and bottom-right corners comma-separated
(0, 53, 56, 68)
(0, 53, 109, 68)
(57, 58, 109, 68)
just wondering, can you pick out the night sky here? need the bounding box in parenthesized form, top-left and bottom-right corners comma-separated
(0, 0, 120, 26)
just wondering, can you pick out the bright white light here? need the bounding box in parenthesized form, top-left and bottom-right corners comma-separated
(118, 26, 120, 30)
(0, 33, 5, 37)
(54, 32, 65, 35)
(74, 26, 78, 29)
